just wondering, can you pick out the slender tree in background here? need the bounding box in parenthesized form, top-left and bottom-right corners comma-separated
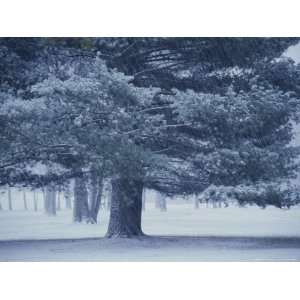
(194, 195, 200, 209)
(142, 188, 146, 211)
(23, 189, 28, 210)
(7, 187, 12, 211)
(44, 186, 56, 216)
(89, 169, 104, 224)
(73, 169, 104, 223)
(56, 187, 61, 211)
(42, 188, 46, 211)
(64, 182, 72, 209)
(73, 175, 89, 223)
(105, 182, 112, 211)
(155, 192, 167, 212)
(33, 190, 38, 212)
(0, 190, 3, 211)
(155, 193, 160, 209)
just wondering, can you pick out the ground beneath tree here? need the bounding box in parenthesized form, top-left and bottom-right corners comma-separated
(0, 203, 300, 261)
(0, 236, 300, 261)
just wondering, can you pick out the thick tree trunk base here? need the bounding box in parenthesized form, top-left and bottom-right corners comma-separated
(105, 177, 144, 238)
(105, 231, 145, 239)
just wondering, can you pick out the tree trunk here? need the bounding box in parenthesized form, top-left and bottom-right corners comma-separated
(194, 195, 199, 209)
(155, 192, 160, 209)
(64, 182, 72, 209)
(106, 195, 111, 211)
(106, 177, 144, 238)
(105, 182, 112, 211)
(89, 172, 103, 224)
(45, 186, 56, 216)
(23, 190, 28, 210)
(73, 176, 89, 222)
(56, 190, 61, 210)
(142, 188, 146, 211)
(160, 195, 167, 211)
(33, 190, 38, 212)
(8, 187, 12, 211)
(42, 188, 46, 209)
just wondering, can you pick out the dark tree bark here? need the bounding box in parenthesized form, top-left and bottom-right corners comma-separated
(142, 188, 146, 211)
(89, 171, 103, 224)
(45, 186, 56, 216)
(106, 177, 144, 238)
(105, 182, 112, 211)
(8, 187, 12, 211)
(106, 196, 111, 211)
(73, 176, 89, 222)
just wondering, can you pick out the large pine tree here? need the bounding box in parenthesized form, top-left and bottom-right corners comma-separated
(1, 38, 300, 237)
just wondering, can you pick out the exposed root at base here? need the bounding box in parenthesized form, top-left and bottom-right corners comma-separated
(105, 231, 147, 239)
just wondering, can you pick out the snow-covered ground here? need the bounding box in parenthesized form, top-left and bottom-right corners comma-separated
(0, 199, 300, 261)
(1, 236, 300, 261)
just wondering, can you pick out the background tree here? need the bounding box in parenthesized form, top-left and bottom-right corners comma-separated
(22, 189, 28, 210)
(44, 186, 56, 216)
(63, 181, 72, 209)
(89, 167, 104, 223)
(33, 190, 38, 212)
(7, 187, 12, 211)
(73, 175, 89, 222)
